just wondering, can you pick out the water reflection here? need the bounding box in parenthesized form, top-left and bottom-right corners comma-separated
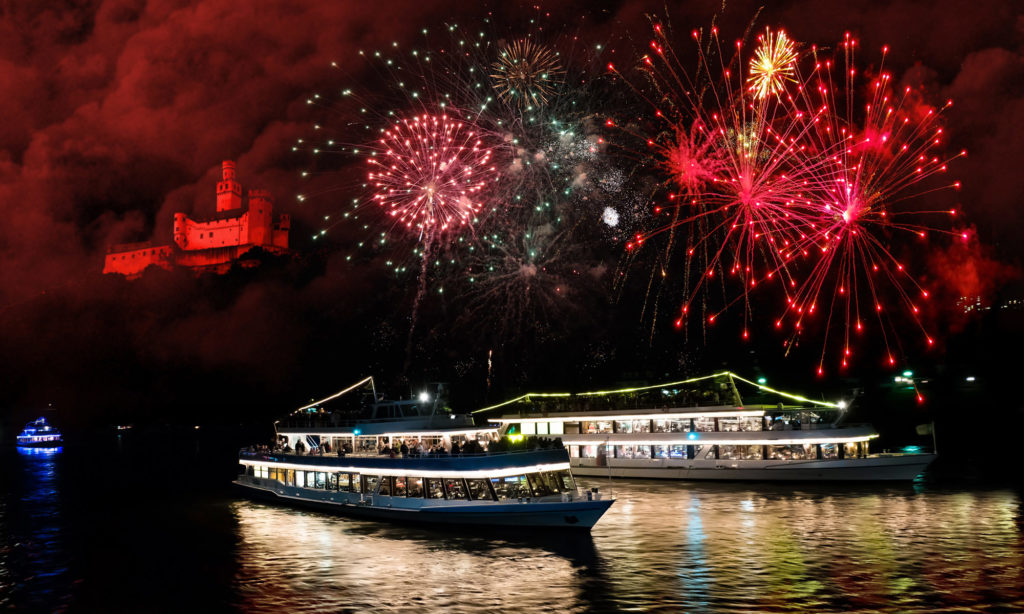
(232, 502, 605, 612)
(586, 479, 1024, 612)
(231, 480, 1024, 611)
(0, 446, 69, 610)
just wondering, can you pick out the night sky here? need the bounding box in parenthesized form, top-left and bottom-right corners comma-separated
(1, 0, 1021, 427)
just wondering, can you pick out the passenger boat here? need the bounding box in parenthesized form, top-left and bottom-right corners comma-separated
(477, 372, 936, 481)
(16, 416, 64, 448)
(234, 377, 614, 529)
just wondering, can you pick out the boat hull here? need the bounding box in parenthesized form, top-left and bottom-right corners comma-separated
(233, 479, 613, 529)
(571, 454, 935, 481)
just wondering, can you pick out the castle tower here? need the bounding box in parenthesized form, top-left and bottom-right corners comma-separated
(173, 212, 188, 248)
(216, 160, 242, 212)
(247, 188, 274, 246)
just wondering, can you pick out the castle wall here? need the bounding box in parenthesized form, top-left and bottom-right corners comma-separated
(174, 212, 250, 250)
(102, 244, 173, 278)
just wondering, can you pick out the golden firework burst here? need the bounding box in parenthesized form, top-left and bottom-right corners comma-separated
(748, 28, 797, 100)
(490, 39, 565, 109)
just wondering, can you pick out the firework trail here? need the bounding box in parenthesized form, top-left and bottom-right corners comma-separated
(368, 111, 499, 358)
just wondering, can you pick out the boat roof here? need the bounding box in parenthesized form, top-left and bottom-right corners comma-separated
(475, 371, 844, 418)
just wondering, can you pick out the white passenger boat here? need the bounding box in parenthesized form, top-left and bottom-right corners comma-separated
(234, 378, 614, 529)
(478, 372, 935, 481)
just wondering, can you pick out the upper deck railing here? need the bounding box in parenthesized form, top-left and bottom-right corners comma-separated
(238, 447, 570, 472)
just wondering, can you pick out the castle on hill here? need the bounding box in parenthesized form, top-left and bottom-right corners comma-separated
(103, 160, 290, 278)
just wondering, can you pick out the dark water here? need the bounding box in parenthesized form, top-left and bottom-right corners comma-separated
(2, 432, 1023, 612)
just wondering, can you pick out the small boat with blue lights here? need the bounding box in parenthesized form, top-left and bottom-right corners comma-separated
(16, 416, 64, 448)
(478, 372, 936, 482)
(234, 377, 614, 529)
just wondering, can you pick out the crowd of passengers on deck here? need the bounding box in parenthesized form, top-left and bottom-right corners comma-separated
(245, 436, 564, 459)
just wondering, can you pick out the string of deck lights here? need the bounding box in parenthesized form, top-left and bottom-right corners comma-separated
(471, 371, 843, 413)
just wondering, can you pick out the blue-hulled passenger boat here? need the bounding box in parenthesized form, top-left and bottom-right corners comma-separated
(234, 377, 614, 529)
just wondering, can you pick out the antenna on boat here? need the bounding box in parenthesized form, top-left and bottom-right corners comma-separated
(291, 376, 376, 416)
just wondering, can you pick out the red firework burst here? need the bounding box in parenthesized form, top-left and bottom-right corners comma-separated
(368, 113, 498, 242)
(615, 24, 829, 336)
(776, 33, 966, 373)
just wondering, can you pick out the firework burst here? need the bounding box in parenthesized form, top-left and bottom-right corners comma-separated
(773, 33, 966, 374)
(748, 28, 798, 100)
(611, 21, 829, 340)
(369, 113, 497, 240)
(295, 9, 625, 363)
(490, 39, 565, 109)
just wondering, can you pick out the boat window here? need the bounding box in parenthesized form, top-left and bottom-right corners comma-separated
(821, 444, 839, 459)
(615, 420, 633, 434)
(580, 445, 599, 458)
(768, 444, 815, 460)
(527, 473, 553, 497)
(286, 469, 295, 486)
(512, 475, 531, 498)
(555, 470, 576, 491)
(844, 442, 860, 458)
(466, 479, 494, 500)
(694, 417, 715, 432)
(548, 421, 564, 435)
(632, 420, 651, 433)
(426, 478, 445, 499)
(583, 421, 612, 434)
(268, 467, 278, 482)
(356, 436, 377, 453)
(491, 475, 530, 499)
(615, 445, 651, 459)
(740, 417, 763, 431)
(378, 477, 393, 496)
(443, 478, 468, 500)
(653, 419, 669, 433)
(394, 476, 407, 496)
(408, 477, 424, 498)
(327, 473, 338, 490)
(315, 472, 326, 489)
(719, 418, 741, 432)
(295, 471, 305, 488)
(539, 472, 562, 493)
(655, 445, 687, 459)
(343, 473, 358, 492)
(362, 475, 379, 494)
(490, 478, 510, 499)
(246, 465, 255, 476)
(719, 445, 763, 460)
